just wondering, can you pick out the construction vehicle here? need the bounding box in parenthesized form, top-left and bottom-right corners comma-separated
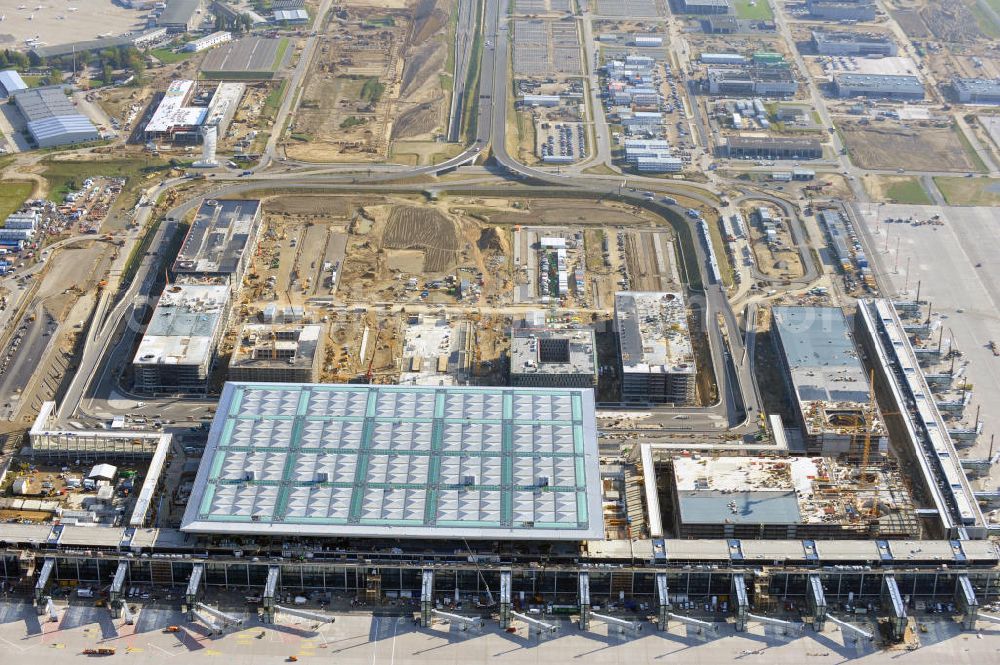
(163, 625, 180, 633)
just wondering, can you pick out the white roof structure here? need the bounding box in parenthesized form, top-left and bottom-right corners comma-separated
(182, 383, 602, 540)
(0, 69, 28, 96)
(145, 80, 207, 133)
(88, 463, 118, 480)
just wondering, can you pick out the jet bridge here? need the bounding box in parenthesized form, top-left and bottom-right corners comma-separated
(262, 565, 280, 623)
(825, 614, 873, 642)
(807, 574, 827, 631)
(430, 609, 485, 630)
(655, 573, 669, 631)
(590, 612, 642, 634)
(421, 569, 434, 627)
(192, 609, 224, 635)
(193, 602, 243, 633)
(665, 612, 715, 633)
(578, 572, 591, 630)
(746, 613, 801, 635)
(109, 561, 129, 618)
(510, 611, 557, 634)
(881, 575, 907, 642)
(499, 570, 512, 629)
(273, 605, 336, 624)
(955, 574, 979, 630)
(33, 557, 55, 612)
(732, 573, 749, 632)
(185, 563, 204, 615)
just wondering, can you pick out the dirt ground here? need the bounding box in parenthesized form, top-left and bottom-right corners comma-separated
(841, 122, 977, 172)
(285, 0, 453, 162)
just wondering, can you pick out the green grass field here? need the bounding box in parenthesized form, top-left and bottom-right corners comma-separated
(0, 181, 34, 219)
(733, 0, 774, 20)
(934, 177, 1000, 206)
(883, 177, 932, 205)
(150, 47, 194, 64)
(954, 124, 989, 173)
(272, 38, 290, 69)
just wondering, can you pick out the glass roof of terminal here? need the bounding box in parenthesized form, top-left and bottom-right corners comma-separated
(181, 383, 602, 540)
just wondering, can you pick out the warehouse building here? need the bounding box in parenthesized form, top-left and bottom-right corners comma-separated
(951, 78, 1000, 104)
(615, 292, 696, 404)
(184, 31, 232, 52)
(669, 456, 918, 540)
(722, 136, 823, 160)
(833, 73, 925, 100)
(707, 67, 798, 97)
(172, 198, 262, 288)
(772, 306, 885, 455)
(228, 323, 324, 384)
(673, 0, 732, 14)
(0, 70, 28, 97)
(132, 284, 231, 395)
(510, 327, 598, 388)
(157, 0, 202, 32)
(806, 0, 876, 21)
(181, 382, 602, 540)
(200, 37, 286, 80)
(700, 53, 746, 65)
(9, 86, 100, 148)
(811, 30, 897, 56)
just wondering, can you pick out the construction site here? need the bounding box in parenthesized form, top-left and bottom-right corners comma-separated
(284, 0, 455, 162)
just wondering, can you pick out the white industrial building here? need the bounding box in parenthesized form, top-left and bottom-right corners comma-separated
(144, 80, 244, 143)
(952, 78, 1000, 104)
(811, 30, 897, 56)
(519, 94, 560, 107)
(9, 86, 100, 148)
(0, 69, 28, 97)
(184, 31, 232, 52)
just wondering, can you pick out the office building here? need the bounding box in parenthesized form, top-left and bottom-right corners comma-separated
(184, 31, 232, 52)
(132, 284, 231, 395)
(722, 136, 823, 160)
(615, 291, 696, 404)
(171, 198, 262, 287)
(811, 30, 897, 56)
(833, 73, 924, 100)
(707, 67, 798, 97)
(510, 327, 598, 388)
(772, 306, 885, 455)
(806, 0, 876, 21)
(228, 324, 325, 384)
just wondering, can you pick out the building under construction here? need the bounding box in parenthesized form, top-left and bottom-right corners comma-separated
(668, 456, 919, 540)
(771, 306, 886, 457)
(227, 323, 324, 384)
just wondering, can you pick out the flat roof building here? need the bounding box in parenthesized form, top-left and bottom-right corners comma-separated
(0, 70, 28, 97)
(707, 67, 798, 97)
(806, 0, 876, 21)
(833, 73, 925, 100)
(157, 0, 202, 32)
(132, 283, 231, 395)
(30, 29, 166, 59)
(952, 78, 1000, 104)
(615, 291, 696, 404)
(669, 456, 918, 539)
(200, 37, 286, 80)
(772, 306, 884, 455)
(673, 0, 732, 14)
(9, 86, 99, 148)
(144, 79, 206, 142)
(811, 30, 897, 56)
(172, 198, 262, 287)
(181, 383, 602, 540)
(723, 136, 823, 160)
(510, 327, 598, 388)
(184, 31, 232, 52)
(228, 323, 324, 384)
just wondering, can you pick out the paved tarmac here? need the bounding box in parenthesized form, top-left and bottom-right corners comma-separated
(1, 598, 998, 664)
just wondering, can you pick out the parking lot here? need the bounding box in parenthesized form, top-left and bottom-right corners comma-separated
(537, 122, 587, 162)
(596, 0, 662, 18)
(513, 19, 583, 76)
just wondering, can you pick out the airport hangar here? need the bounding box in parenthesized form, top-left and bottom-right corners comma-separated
(2, 379, 1000, 633)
